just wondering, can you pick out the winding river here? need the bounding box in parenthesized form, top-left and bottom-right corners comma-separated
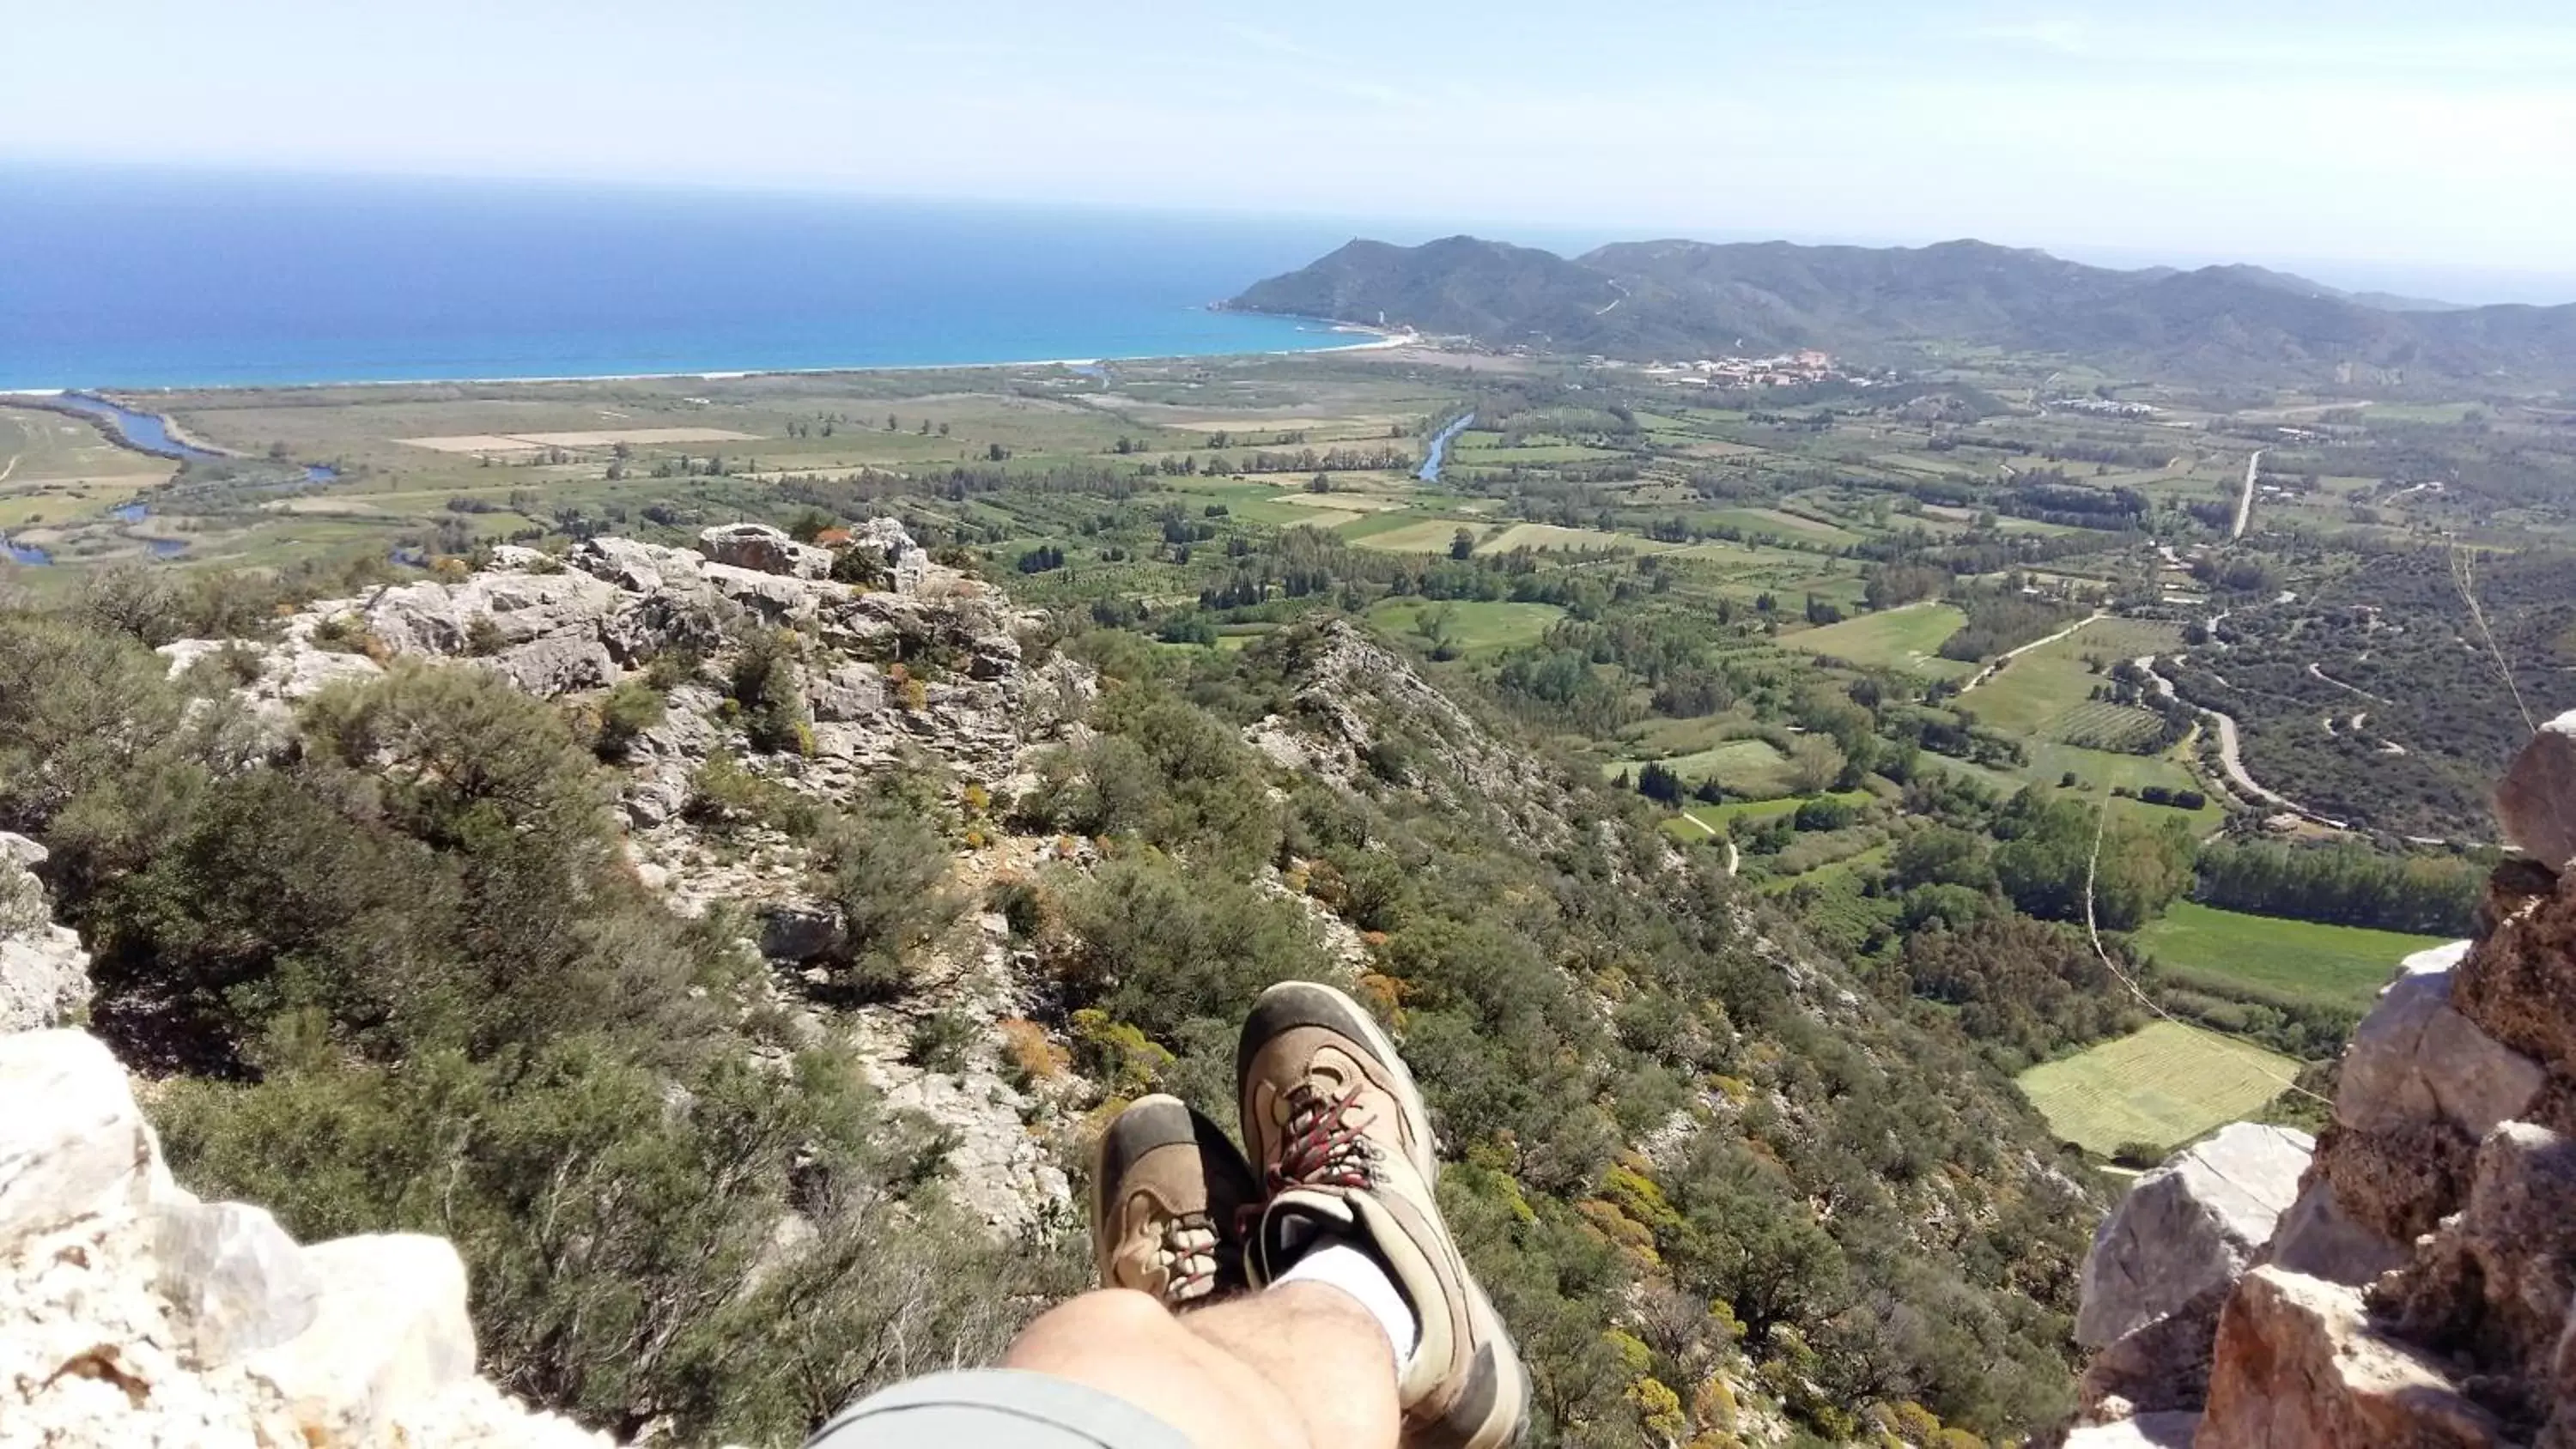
(1417, 412, 1477, 482)
(2, 395, 336, 565)
(43, 392, 222, 462)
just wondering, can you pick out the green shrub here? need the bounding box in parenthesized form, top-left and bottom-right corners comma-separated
(1053, 853, 1327, 1040)
(593, 679, 666, 761)
(728, 627, 811, 755)
(821, 799, 957, 997)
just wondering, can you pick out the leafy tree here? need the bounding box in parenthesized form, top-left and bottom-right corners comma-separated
(1787, 736, 1845, 794)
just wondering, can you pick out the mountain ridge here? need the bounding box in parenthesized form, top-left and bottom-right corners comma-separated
(1230, 234, 2576, 384)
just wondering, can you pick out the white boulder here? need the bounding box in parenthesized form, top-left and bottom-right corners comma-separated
(2495, 707, 2576, 868)
(0, 1030, 155, 1243)
(153, 1197, 321, 1366)
(2078, 1122, 2313, 1349)
(248, 1234, 479, 1445)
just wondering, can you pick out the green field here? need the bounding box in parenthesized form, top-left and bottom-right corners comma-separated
(1959, 616, 2177, 737)
(2018, 1021, 2303, 1155)
(1670, 789, 1875, 834)
(1366, 598, 1564, 657)
(1785, 602, 1974, 676)
(2136, 901, 2445, 1012)
(1351, 518, 1477, 553)
(1607, 737, 1793, 795)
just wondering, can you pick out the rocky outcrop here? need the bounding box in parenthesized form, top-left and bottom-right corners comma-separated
(2075, 1124, 2311, 1418)
(136, 520, 1102, 1271)
(2496, 707, 2576, 870)
(2199, 1266, 2505, 1448)
(2080, 1124, 2312, 1350)
(0, 1029, 611, 1446)
(2375, 1122, 2576, 1438)
(698, 522, 833, 580)
(0, 831, 90, 1033)
(2069, 718, 2576, 1447)
(1246, 620, 1571, 850)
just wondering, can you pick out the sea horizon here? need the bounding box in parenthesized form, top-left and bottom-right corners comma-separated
(0, 167, 1379, 391)
(0, 329, 1398, 398)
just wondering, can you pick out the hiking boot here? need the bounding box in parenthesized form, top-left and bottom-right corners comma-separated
(1090, 1094, 1260, 1308)
(1237, 981, 1532, 1449)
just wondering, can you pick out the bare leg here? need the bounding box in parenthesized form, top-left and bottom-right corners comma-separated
(1004, 1283, 1400, 1449)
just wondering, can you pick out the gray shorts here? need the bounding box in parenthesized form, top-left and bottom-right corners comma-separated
(805, 1369, 1194, 1449)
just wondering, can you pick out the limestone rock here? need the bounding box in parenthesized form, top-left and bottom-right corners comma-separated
(2453, 863, 2576, 1072)
(569, 535, 701, 594)
(2280, 934, 2549, 1275)
(699, 522, 832, 579)
(2077, 1123, 2312, 1349)
(0, 847, 91, 1034)
(152, 1197, 320, 1366)
(490, 632, 620, 696)
(0, 1030, 155, 1244)
(0, 1031, 626, 1446)
(2330, 944, 2542, 1154)
(2268, 1178, 2411, 1287)
(2079, 1290, 2227, 1417)
(2198, 1266, 2503, 1448)
(2496, 708, 2576, 869)
(2379, 1124, 2576, 1434)
(2063, 1412, 2199, 1446)
(247, 1234, 478, 1444)
(704, 560, 835, 622)
(351, 571, 624, 658)
(811, 662, 887, 722)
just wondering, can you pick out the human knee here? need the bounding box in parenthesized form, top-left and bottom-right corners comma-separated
(1008, 1288, 1177, 1365)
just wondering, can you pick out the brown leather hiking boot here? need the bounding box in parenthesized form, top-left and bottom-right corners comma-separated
(1090, 1094, 1260, 1308)
(1237, 981, 1533, 1449)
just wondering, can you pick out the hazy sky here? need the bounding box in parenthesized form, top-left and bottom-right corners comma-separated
(8, 0, 2572, 298)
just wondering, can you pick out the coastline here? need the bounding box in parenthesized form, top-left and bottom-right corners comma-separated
(0, 325, 1407, 399)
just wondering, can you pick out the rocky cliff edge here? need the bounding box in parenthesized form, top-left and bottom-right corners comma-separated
(2069, 709, 2576, 1448)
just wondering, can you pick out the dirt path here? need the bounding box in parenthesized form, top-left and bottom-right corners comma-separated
(2230, 450, 2264, 541)
(1958, 610, 2106, 694)
(2306, 661, 2386, 705)
(1673, 810, 1741, 876)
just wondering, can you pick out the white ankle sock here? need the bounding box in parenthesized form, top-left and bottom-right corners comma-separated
(1274, 1241, 1419, 1358)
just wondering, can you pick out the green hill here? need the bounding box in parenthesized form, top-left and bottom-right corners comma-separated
(1229, 235, 2576, 385)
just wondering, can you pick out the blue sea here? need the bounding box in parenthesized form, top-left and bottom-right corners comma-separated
(0, 167, 1374, 390)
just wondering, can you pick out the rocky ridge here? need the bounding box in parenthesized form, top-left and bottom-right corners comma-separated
(155, 522, 1097, 1234)
(2067, 720, 2576, 1447)
(2, 522, 1097, 1443)
(0, 830, 89, 1034)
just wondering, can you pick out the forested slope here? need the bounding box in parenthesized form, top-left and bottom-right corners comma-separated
(0, 533, 2103, 1446)
(1231, 235, 2576, 385)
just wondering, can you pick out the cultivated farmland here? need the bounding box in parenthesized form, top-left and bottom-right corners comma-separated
(2017, 1021, 2302, 1156)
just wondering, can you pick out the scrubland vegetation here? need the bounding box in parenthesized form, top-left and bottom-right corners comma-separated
(6, 339, 2567, 1444)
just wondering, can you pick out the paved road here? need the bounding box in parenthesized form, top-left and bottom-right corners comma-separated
(2135, 653, 2348, 828)
(2229, 450, 2264, 541)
